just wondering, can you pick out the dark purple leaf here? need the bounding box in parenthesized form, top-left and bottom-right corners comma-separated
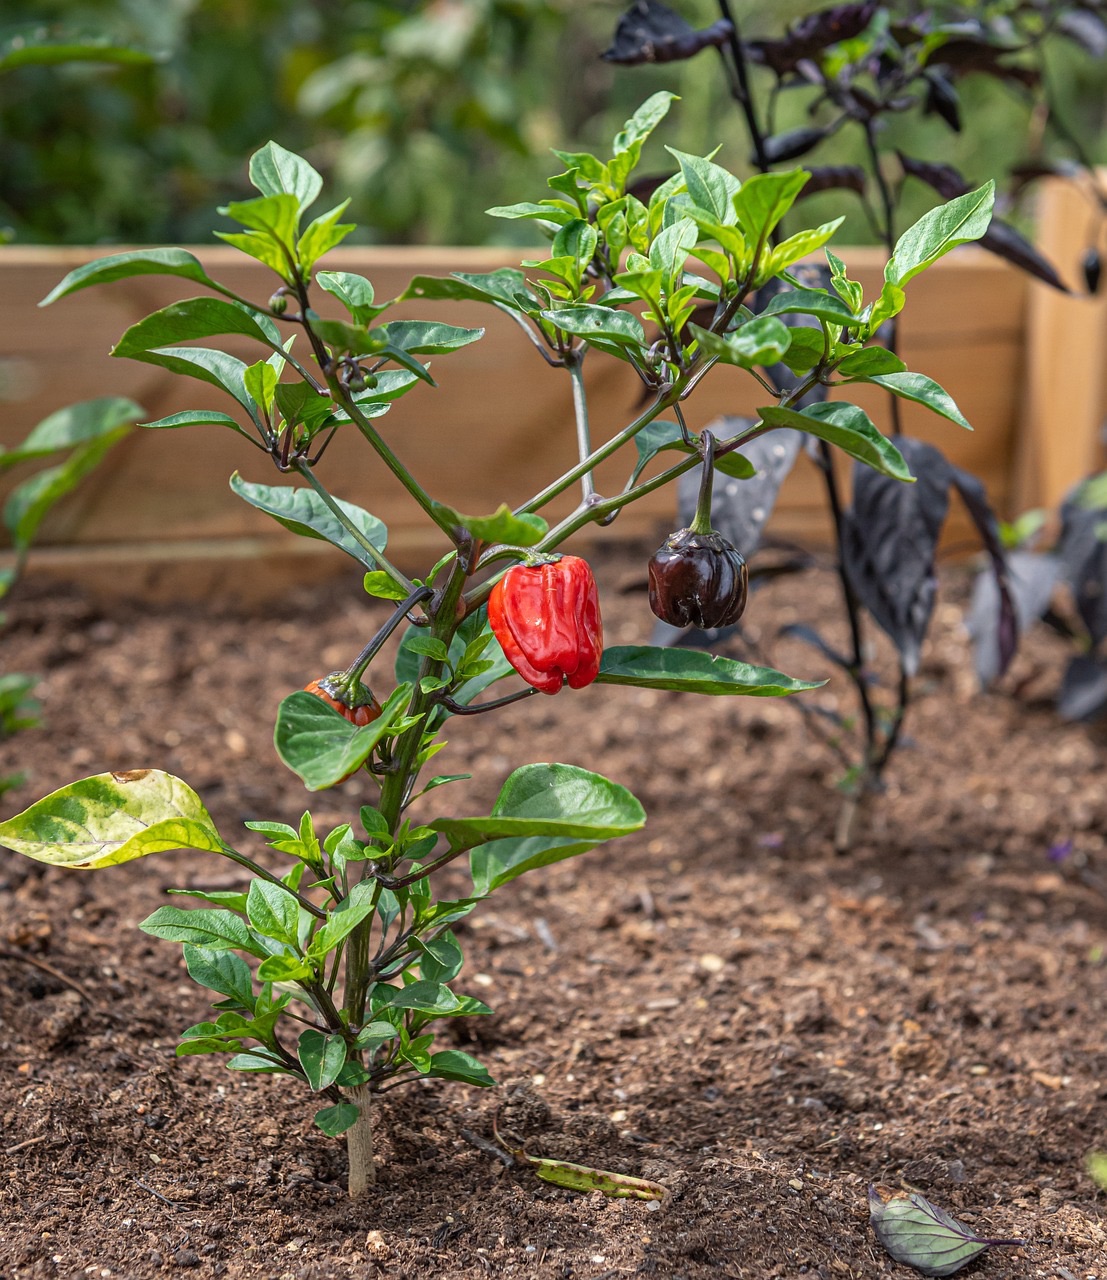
(602, 0, 733, 65)
(1057, 10, 1107, 57)
(746, 2, 878, 76)
(966, 550, 1059, 686)
(897, 152, 971, 200)
(1083, 247, 1102, 294)
(795, 164, 868, 199)
(923, 70, 962, 132)
(777, 622, 854, 671)
(1008, 158, 1082, 194)
(950, 465, 1018, 677)
(981, 221, 1069, 292)
(923, 36, 1039, 87)
(1058, 482, 1107, 647)
(869, 1185, 1023, 1277)
(841, 437, 952, 676)
(760, 124, 831, 166)
(1059, 654, 1107, 721)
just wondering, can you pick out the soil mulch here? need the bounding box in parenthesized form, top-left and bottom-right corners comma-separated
(1, 542, 1106, 1280)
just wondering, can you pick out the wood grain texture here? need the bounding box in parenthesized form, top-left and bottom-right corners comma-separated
(0, 244, 1028, 595)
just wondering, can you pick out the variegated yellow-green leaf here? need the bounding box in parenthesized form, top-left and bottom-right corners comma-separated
(0, 770, 225, 868)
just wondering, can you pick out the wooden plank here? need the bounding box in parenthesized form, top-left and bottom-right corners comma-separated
(0, 244, 1027, 585)
(1012, 177, 1107, 512)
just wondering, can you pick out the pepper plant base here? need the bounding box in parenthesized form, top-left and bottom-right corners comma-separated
(1, 556, 1105, 1277)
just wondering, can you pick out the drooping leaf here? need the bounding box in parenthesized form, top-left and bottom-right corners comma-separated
(229, 474, 387, 569)
(113, 298, 283, 362)
(427, 1050, 496, 1087)
(314, 1103, 360, 1136)
(374, 320, 484, 356)
(841, 437, 952, 676)
(596, 646, 821, 695)
(1058, 484, 1107, 647)
(401, 269, 537, 311)
(746, 2, 879, 75)
(39, 248, 220, 307)
(758, 287, 856, 326)
(869, 1185, 1022, 1277)
(1058, 655, 1107, 722)
(758, 402, 913, 481)
(966, 550, 1059, 687)
(951, 465, 1018, 677)
(0, 770, 224, 868)
(602, 0, 732, 65)
(0, 398, 143, 469)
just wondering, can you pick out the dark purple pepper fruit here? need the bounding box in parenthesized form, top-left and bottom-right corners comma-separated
(1083, 247, 1102, 295)
(648, 528, 749, 629)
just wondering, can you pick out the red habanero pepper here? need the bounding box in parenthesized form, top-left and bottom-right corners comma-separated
(302, 674, 383, 784)
(488, 556, 603, 695)
(303, 674, 382, 726)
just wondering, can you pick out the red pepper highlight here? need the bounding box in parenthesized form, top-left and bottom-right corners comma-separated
(488, 556, 603, 695)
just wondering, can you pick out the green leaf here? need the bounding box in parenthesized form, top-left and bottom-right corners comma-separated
(306, 880, 379, 959)
(401, 269, 537, 310)
(246, 880, 300, 947)
(381, 981, 462, 1015)
(363, 571, 410, 601)
(274, 685, 413, 792)
(243, 361, 277, 416)
(757, 288, 856, 326)
(868, 1185, 1019, 1277)
(666, 149, 740, 223)
(0, 770, 225, 868)
(298, 1030, 346, 1091)
(613, 91, 678, 157)
(183, 945, 256, 1009)
(139, 410, 251, 439)
(316, 271, 385, 324)
(0, 398, 143, 469)
(835, 348, 906, 377)
(226, 1051, 293, 1075)
(141, 907, 266, 958)
(314, 1103, 360, 1136)
(374, 320, 483, 356)
(849, 371, 972, 429)
(757, 402, 914, 481)
(113, 345, 257, 419)
(435, 762, 645, 852)
(552, 219, 598, 267)
(629, 420, 695, 486)
(249, 141, 323, 212)
(732, 171, 809, 245)
(4, 429, 131, 554)
(769, 218, 845, 275)
(229, 474, 387, 570)
(485, 200, 577, 226)
(256, 954, 315, 982)
(298, 201, 355, 269)
(868, 281, 906, 331)
(596, 647, 821, 695)
(214, 230, 290, 278)
(113, 297, 283, 360)
(540, 305, 646, 349)
(429, 501, 546, 547)
(427, 1049, 495, 1087)
(39, 249, 219, 307)
(714, 451, 756, 479)
(826, 248, 864, 313)
(777, 327, 825, 375)
(649, 218, 698, 288)
(690, 315, 792, 369)
(885, 182, 995, 289)
(220, 193, 301, 247)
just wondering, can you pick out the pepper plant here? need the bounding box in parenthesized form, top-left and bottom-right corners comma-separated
(0, 95, 993, 1198)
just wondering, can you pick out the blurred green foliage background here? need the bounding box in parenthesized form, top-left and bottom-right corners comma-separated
(2, 0, 1105, 247)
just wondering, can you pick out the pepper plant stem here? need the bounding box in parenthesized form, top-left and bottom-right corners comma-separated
(567, 350, 596, 504)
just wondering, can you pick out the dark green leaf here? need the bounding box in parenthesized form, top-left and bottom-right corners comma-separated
(314, 1103, 360, 1136)
(427, 1049, 495, 1087)
(690, 316, 791, 369)
(381, 980, 463, 1015)
(315, 271, 386, 324)
(306, 880, 379, 959)
(113, 346, 257, 418)
(39, 249, 219, 307)
(758, 403, 914, 481)
(851, 371, 971, 429)
(274, 686, 413, 792)
(629, 420, 695, 486)
(229, 474, 387, 570)
(540, 305, 646, 348)
(596, 646, 821, 695)
(183, 945, 256, 1010)
(113, 298, 283, 360)
(140, 907, 266, 958)
(401, 269, 538, 310)
(139, 410, 252, 439)
(374, 320, 483, 356)
(757, 287, 856, 326)
(298, 1030, 346, 1091)
(246, 880, 300, 947)
(434, 762, 645, 852)
(835, 348, 906, 377)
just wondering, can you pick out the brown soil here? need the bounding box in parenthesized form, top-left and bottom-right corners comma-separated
(2, 543, 1106, 1280)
